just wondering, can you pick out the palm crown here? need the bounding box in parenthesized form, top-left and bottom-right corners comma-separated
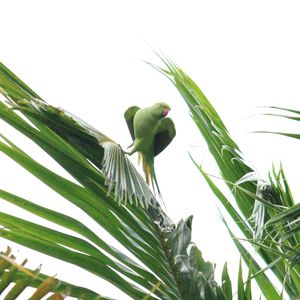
(0, 55, 298, 299)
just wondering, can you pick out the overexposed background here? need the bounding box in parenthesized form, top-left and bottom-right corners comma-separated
(1, 1, 300, 299)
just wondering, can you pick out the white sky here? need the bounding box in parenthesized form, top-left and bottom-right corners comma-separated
(1, 1, 300, 299)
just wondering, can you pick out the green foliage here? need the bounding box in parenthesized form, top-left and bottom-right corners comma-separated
(153, 56, 300, 299)
(0, 61, 233, 299)
(0, 247, 100, 299)
(1, 55, 299, 299)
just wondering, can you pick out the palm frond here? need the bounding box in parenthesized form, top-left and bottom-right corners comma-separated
(0, 246, 103, 299)
(149, 55, 256, 219)
(221, 263, 232, 300)
(256, 106, 300, 140)
(153, 56, 300, 298)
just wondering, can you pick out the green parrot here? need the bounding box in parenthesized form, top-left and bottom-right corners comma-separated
(124, 102, 176, 195)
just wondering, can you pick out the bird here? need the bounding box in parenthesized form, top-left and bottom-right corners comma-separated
(124, 102, 176, 196)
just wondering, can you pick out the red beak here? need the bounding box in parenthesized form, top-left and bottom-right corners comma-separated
(162, 108, 169, 117)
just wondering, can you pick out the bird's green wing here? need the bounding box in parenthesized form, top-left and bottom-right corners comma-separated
(154, 117, 176, 157)
(124, 106, 140, 140)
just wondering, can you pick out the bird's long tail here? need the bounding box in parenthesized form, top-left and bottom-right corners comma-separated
(139, 153, 163, 201)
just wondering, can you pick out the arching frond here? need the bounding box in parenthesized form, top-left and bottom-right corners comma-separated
(153, 55, 289, 299)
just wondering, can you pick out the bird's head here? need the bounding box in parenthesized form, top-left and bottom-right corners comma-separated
(151, 102, 171, 119)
